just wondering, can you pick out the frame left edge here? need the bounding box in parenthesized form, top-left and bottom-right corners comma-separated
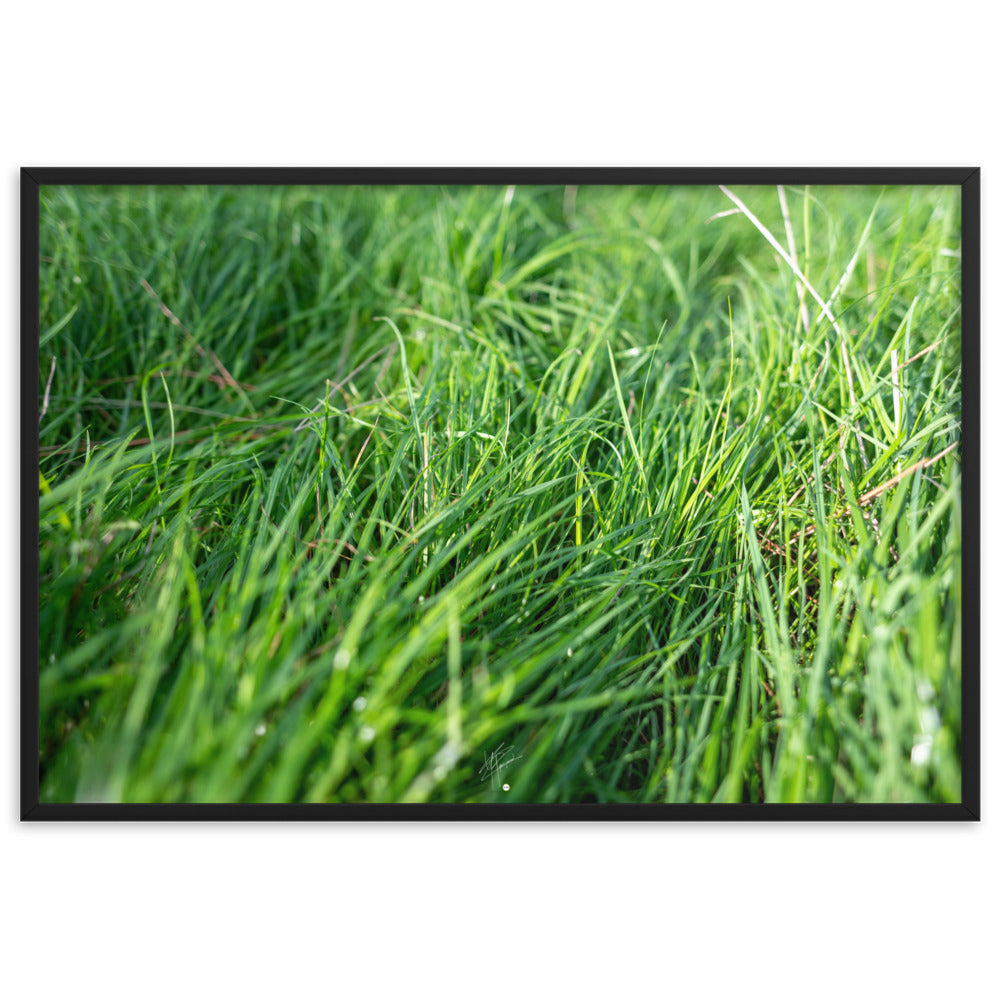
(21, 169, 42, 820)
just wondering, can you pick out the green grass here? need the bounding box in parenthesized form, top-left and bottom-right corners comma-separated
(36, 181, 963, 804)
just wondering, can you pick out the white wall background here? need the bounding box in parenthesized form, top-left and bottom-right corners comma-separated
(3, 3, 995, 996)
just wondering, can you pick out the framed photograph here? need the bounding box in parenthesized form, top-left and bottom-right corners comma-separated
(22, 168, 980, 819)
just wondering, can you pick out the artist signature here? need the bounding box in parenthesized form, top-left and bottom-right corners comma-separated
(478, 743, 523, 791)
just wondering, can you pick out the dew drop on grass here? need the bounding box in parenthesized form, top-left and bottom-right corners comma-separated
(502, 784, 510, 792)
(352, 696, 367, 712)
(334, 648, 351, 670)
(567, 648, 573, 657)
(254, 724, 267, 737)
(359, 725, 376, 744)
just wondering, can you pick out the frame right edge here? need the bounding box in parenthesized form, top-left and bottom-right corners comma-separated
(960, 167, 981, 819)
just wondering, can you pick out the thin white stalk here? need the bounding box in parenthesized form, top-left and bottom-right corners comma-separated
(705, 207, 743, 223)
(40, 355, 56, 424)
(777, 185, 810, 331)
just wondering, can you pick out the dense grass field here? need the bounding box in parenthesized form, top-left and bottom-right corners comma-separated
(35, 181, 963, 804)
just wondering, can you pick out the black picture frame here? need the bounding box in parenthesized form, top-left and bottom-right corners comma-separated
(22, 166, 981, 821)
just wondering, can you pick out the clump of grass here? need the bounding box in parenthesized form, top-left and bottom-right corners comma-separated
(37, 182, 962, 803)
